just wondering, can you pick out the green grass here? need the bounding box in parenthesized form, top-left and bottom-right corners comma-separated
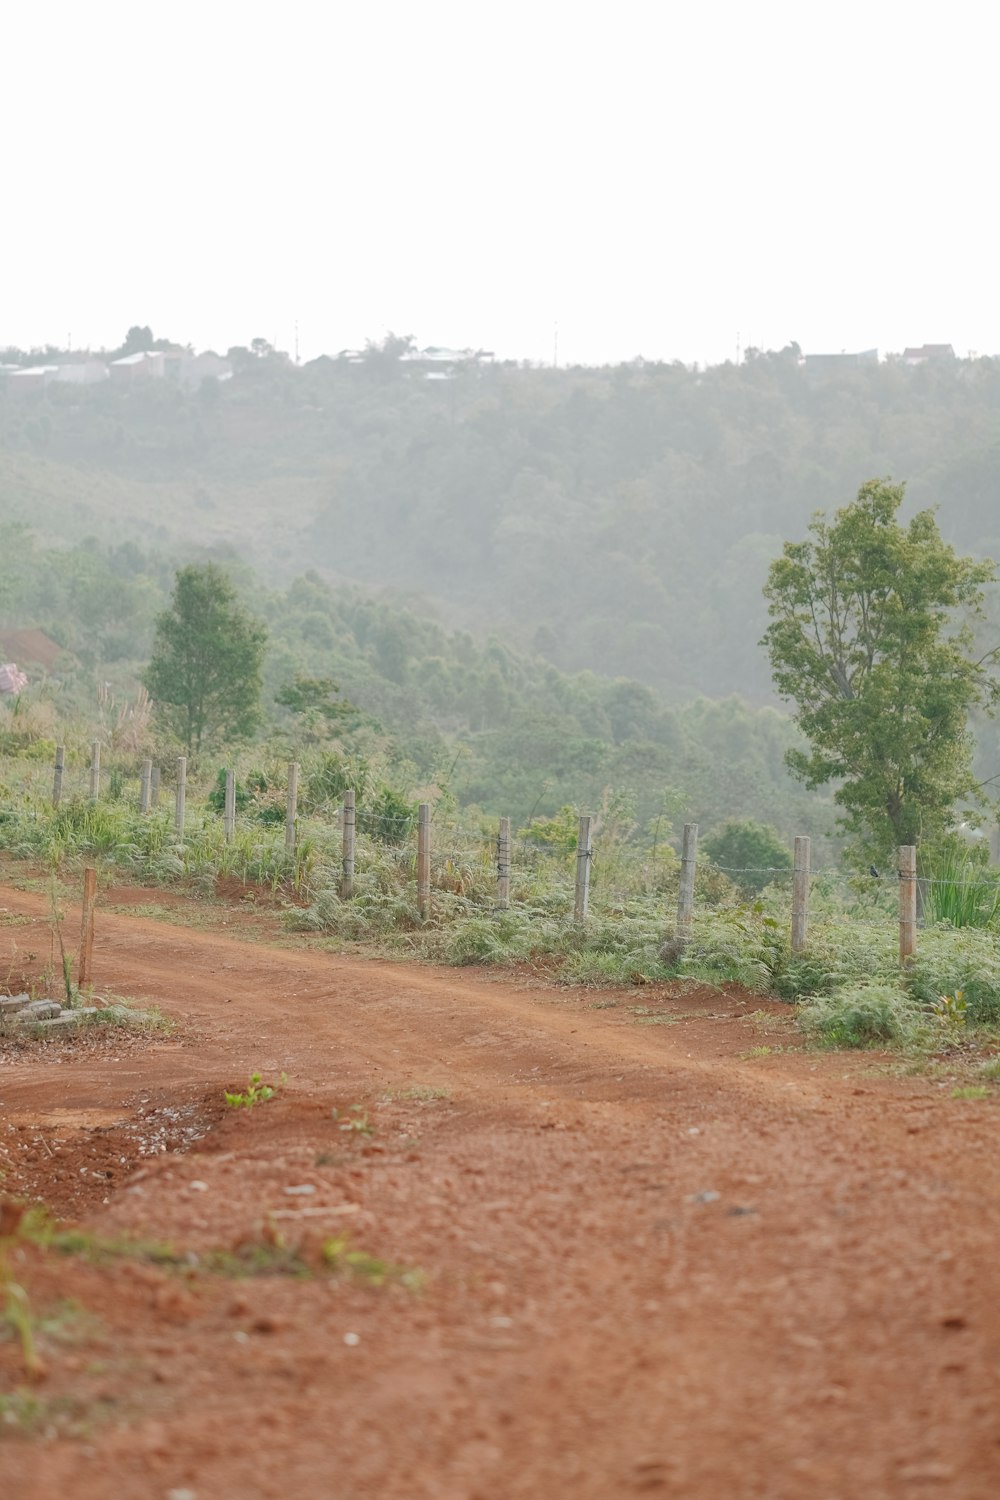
(922, 857, 1000, 929)
(12, 1203, 420, 1286)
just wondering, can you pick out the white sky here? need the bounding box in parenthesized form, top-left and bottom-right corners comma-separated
(4, 0, 998, 366)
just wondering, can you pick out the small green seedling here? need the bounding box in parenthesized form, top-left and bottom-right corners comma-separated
(931, 990, 968, 1033)
(331, 1104, 375, 1136)
(225, 1071, 285, 1109)
(321, 1234, 422, 1290)
(951, 1085, 989, 1101)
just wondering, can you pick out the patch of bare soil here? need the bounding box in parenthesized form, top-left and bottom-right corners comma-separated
(2, 879, 1000, 1499)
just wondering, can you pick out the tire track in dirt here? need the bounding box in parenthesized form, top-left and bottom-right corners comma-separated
(1, 882, 827, 1118)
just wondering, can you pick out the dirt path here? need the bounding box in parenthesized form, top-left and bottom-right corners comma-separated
(2, 881, 1000, 1499)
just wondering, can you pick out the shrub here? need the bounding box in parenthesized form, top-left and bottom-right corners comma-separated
(702, 819, 792, 895)
(358, 788, 418, 846)
(799, 984, 919, 1047)
(906, 927, 1000, 1025)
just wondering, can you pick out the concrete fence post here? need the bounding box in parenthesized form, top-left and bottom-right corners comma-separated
(791, 836, 810, 955)
(574, 815, 593, 922)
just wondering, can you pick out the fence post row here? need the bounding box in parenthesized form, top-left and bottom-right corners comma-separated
(174, 756, 187, 837)
(285, 761, 299, 850)
(223, 769, 236, 844)
(791, 835, 810, 955)
(341, 790, 356, 898)
(46, 764, 912, 969)
(139, 758, 152, 815)
(417, 802, 431, 920)
(574, 814, 593, 922)
(899, 844, 917, 967)
(497, 816, 511, 910)
(676, 822, 698, 945)
(52, 745, 65, 808)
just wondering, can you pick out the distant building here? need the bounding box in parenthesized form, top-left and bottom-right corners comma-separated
(2, 366, 60, 394)
(803, 349, 878, 374)
(109, 350, 167, 380)
(398, 346, 494, 379)
(51, 360, 109, 386)
(901, 343, 956, 364)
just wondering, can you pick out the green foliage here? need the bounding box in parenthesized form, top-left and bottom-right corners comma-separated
(144, 564, 268, 753)
(702, 819, 792, 894)
(799, 984, 920, 1047)
(225, 1071, 284, 1108)
(763, 479, 997, 865)
(1, 1203, 43, 1381)
(207, 767, 253, 815)
(929, 989, 968, 1035)
(359, 787, 418, 845)
(921, 855, 1000, 928)
(274, 675, 358, 741)
(331, 1104, 375, 1136)
(518, 805, 581, 855)
(207, 767, 285, 823)
(905, 928, 1000, 1024)
(320, 1234, 422, 1289)
(300, 752, 372, 813)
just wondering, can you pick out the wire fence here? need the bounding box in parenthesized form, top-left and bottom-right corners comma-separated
(7, 746, 1000, 966)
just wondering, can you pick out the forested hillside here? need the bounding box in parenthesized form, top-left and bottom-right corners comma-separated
(4, 343, 1000, 702)
(0, 529, 833, 849)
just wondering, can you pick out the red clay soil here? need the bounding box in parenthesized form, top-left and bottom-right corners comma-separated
(2, 880, 1000, 1500)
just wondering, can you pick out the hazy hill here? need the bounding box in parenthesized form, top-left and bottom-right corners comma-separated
(4, 345, 1000, 702)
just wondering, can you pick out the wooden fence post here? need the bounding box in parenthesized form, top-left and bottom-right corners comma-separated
(78, 866, 97, 989)
(139, 758, 152, 814)
(574, 814, 593, 922)
(417, 802, 431, 920)
(224, 770, 236, 844)
(791, 835, 810, 955)
(150, 766, 160, 808)
(89, 741, 101, 802)
(899, 844, 917, 967)
(285, 762, 299, 850)
(676, 822, 698, 943)
(341, 790, 356, 898)
(174, 756, 187, 838)
(497, 816, 511, 909)
(53, 745, 64, 808)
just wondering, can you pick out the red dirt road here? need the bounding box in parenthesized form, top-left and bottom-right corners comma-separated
(2, 881, 1000, 1499)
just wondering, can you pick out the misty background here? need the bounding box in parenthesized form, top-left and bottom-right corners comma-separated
(4, 0, 1000, 853)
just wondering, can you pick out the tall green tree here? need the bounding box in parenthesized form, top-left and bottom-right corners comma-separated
(145, 565, 267, 753)
(762, 479, 997, 863)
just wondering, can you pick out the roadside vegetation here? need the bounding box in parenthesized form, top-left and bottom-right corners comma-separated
(4, 479, 1000, 1062)
(4, 735, 1000, 1059)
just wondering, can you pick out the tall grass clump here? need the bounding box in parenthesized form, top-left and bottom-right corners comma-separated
(921, 855, 1000, 929)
